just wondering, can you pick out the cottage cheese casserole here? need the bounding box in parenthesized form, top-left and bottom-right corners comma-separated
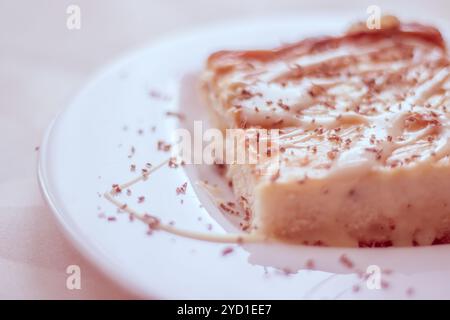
(200, 16, 450, 247)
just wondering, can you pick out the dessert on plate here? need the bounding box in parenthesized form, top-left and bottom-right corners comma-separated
(201, 16, 450, 247)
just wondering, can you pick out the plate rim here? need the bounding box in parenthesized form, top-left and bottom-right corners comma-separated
(37, 115, 154, 298)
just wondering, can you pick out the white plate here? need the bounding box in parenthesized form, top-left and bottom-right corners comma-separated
(38, 14, 450, 299)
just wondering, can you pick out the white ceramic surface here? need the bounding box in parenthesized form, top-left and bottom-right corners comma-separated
(38, 14, 450, 299)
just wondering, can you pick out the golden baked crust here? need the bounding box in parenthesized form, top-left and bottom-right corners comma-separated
(202, 16, 445, 129)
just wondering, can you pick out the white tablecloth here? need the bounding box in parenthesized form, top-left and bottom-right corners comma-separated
(1, 0, 448, 299)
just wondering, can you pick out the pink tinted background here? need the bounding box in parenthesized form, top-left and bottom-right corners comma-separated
(1, 0, 449, 299)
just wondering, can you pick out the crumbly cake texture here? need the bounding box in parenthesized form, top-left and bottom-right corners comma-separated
(201, 16, 450, 247)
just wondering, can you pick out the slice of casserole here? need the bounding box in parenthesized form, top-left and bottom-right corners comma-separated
(201, 16, 450, 247)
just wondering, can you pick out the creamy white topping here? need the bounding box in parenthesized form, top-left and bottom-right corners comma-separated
(203, 23, 450, 181)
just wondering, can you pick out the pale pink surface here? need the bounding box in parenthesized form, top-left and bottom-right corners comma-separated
(0, 0, 449, 299)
